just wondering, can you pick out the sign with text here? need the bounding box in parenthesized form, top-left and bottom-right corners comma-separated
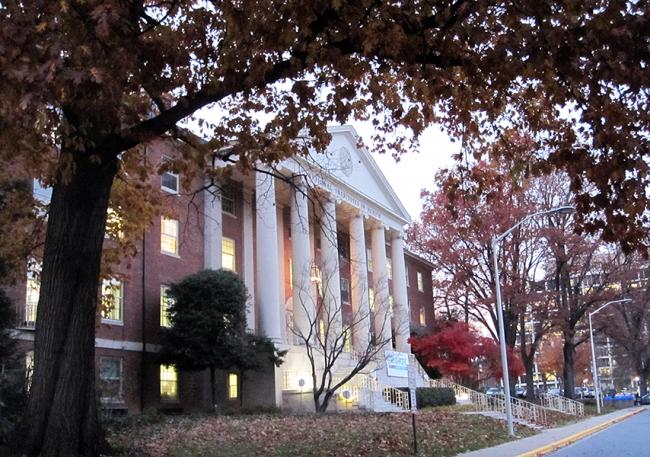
(385, 351, 408, 378)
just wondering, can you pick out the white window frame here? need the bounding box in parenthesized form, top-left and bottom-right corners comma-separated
(221, 186, 236, 216)
(419, 306, 426, 326)
(160, 285, 173, 327)
(222, 237, 236, 272)
(25, 263, 40, 328)
(387, 257, 393, 280)
(161, 216, 179, 256)
(417, 271, 424, 292)
(161, 157, 179, 194)
(228, 372, 239, 399)
(366, 248, 373, 272)
(99, 357, 123, 403)
(101, 279, 124, 324)
(160, 364, 179, 402)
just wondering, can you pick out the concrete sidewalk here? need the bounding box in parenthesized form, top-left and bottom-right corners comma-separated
(458, 407, 647, 457)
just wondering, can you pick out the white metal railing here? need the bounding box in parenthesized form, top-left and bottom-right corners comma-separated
(539, 393, 585, 416)
(382, 385, 410, 410)
(431, 379, 551, 426)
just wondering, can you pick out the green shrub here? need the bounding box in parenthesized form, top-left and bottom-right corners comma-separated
(415, 387, 456, 408)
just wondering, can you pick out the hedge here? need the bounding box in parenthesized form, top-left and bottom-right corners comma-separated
(415, 387, 456, 408)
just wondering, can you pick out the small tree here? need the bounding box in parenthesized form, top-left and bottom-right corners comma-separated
(159, 269, 281, 408)
(290, 262, 398, 413)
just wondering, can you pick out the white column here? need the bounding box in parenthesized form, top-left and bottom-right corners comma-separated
(371, 225, 392, 344)
(242, 189, 255, 332)
(255, 169, 282, 341)
(276, 205, 287, 342)
(320, 197, 342, 342)
(203, 185, 222, 269)
(291, 177, 314, 341)
(349, 213, 371, 350)
(391, 232, 411, 353)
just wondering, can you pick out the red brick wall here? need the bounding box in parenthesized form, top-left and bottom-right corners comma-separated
(405, 253, 435, 334)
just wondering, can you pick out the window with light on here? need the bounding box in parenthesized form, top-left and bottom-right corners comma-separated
(228, 372, 238, 399)
(160, 285, 173, 327)
(222, 237, 236, 271)
(160, 364, 178, 401)
(161, 217, 179, 256)
(101, 280, 123, 322)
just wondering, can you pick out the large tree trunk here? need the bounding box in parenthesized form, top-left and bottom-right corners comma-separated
(562, 340, 576, 400)
(524, 358, 536, 402)
(22, 150, 118, 457)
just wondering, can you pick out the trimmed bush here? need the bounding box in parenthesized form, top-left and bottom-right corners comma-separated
(416, 387, 456, 408)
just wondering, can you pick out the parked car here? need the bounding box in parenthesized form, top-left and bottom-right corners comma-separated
(639, 393, 650, 405)
(547, 387, 562, 396)
(584, 388, 596, 398)
(516, 387, 526, 398)
(486, 387, 504, 397)
(574, 387, 586, 398)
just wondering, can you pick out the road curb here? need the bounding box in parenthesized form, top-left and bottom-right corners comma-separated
(516, 407, 646, 457)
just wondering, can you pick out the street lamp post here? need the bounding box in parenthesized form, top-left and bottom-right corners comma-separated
(492, 205, 574, 437)
(589, 298, 631, 414)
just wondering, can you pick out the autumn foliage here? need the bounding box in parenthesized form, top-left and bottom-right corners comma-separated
(410, 321, 523, 385)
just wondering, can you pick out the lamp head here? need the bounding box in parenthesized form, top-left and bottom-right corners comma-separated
(551, 205, 575, 215)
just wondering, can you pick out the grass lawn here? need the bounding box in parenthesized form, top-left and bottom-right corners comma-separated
(105, 407, 537, 457)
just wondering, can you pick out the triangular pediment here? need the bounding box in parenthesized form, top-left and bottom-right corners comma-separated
(304, 125, 412, 226)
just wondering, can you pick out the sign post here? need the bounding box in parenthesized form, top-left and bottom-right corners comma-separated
(408, 361, 418, 455)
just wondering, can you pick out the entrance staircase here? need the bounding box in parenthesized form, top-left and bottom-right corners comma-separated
(430, 379, 553, 427)
(334, 373, 411, 413)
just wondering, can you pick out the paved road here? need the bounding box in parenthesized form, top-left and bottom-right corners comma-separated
(548, 409, 650, 457)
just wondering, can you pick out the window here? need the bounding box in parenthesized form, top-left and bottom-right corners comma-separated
(338, 233, 349, 260)
(105, 207, 124, 239)
(389, 296, 394, 316)
(417, 272, 424, 292)
(288, 259, 293, 289)
(318, 318, 326, 341)
(161, 158, 179, 194)
(161, 217, 179, 256)
(366, 248, 373, 272)
(406, 265, 410, 287)
(222, 237, 236, 271)
(99, 357, 123, 402)
(228, 372, 238, 399)
(387, 258, 393, 279)
(160, 285, 173, 327)
(160, 364, 178, 401)
(25, 265, 40, 328)
(419, 306, 426, 326)
(340, 278, 350, 303)
(221, 186, 236, 216)
(343, 326, 352, 352)
(368, 287, 375, 311)
(101, 280, 123, 323)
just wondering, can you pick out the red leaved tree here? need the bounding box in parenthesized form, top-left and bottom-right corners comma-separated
(410, 321, 523, 388)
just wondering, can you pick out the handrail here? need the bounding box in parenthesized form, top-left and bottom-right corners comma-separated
(431, 379, 552, 426)
(382, 385, 410, 410)
(539, 393, 585, 416)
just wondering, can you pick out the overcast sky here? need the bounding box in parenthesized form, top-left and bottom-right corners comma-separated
(353, 122, 460, 222)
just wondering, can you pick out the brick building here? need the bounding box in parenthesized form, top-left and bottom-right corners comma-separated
(11, 125, 435, 413)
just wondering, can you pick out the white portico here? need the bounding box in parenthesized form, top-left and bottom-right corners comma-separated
(204, 125, 422, 411)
